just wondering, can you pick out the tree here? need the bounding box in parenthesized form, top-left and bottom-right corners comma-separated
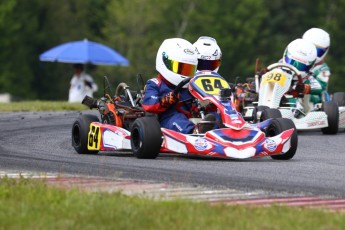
(0, 0, 43, 98)
(1, 0, 345, 100)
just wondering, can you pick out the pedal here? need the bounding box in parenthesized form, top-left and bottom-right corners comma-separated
(82, 96, 98, 109)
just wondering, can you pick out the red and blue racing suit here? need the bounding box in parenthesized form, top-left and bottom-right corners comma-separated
(142, 74, 195, 134)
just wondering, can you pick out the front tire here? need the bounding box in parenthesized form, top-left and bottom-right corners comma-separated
(266, 118, 298, 160)
(131, 117, 162, 159)
(72, 114, 100, 154)
(321, 101, 339, 135)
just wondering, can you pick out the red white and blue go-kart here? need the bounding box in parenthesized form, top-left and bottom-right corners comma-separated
(71, 71, 298, 160)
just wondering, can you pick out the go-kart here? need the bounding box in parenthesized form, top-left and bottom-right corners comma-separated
(72, 71, 298, 160)
(243, 63, 341, 134)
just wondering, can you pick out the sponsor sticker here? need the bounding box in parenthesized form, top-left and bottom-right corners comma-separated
(212, 50, 218, 56)
(265, 139, 277, 152)
(194, 138, 208, 151)
(200, 55, 211, 60)
(150, 78, 160, 85)
(307, 120, 326, 127)
(230, 114, 238, 120)
(172, 122, 183, 132)
(184, 48, 195, 55)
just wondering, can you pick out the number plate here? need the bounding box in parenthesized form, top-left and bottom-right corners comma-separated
(262, 71, 287, 86)
(194, 76, 230, 95)
(88, 123, 101, 150)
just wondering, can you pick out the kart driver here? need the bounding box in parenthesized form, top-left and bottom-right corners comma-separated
(141, 38, 199, 134)
(302, 28, 331, 104)
(281, 38, 321, 113)
(193, 36, 222, 72)
(193, 36, 222, 123)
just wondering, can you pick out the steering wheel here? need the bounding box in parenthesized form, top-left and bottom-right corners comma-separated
(173, 77, 192, 95)
(115, 82, 129, 97)
(266, 63, 303, 84)
(115, 82, 137, 107)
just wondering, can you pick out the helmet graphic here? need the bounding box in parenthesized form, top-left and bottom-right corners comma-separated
(282, 38, 317, 77)
(156, 38, 198, 87)
(302, 28, 330, 63)
(193, 36, 222, 72)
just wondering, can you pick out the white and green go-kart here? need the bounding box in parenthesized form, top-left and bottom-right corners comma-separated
(243, 63, 342, 134)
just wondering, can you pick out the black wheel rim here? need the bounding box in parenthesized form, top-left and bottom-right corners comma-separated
(72, 124, 81, 146)
(266, 124, 278, 137)
(132, 127, 142, 150)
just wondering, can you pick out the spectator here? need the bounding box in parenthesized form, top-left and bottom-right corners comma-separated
(68, 63, 98, 102)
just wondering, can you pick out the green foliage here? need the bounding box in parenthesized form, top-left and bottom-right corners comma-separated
(1, 0, 345, 100)
(0, 178, 345, 229)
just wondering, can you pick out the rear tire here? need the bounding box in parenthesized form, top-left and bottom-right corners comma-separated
(260, 108, 282, 121)
(131, 117, 162, 159)
(266, 118, 298, 160)
(72, 114, 100, 154)
(321, 101, 339, 134)
(332, 92, 345, 106)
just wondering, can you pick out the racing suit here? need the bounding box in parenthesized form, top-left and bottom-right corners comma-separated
(309, 62, 331, 104)
(142, 74, 195, 134)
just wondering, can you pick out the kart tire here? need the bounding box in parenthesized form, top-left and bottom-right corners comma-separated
(131, 117, 162, 159)
(266, 118, 298, 160)
(321, 101, 339, 135)
(252, 105, 269, 122)
(332, 92, 345, 106)
(260, 108, 282, 122)
(72, 114, 100, 154)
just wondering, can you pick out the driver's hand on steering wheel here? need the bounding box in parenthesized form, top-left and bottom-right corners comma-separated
(290, 82, 311, 98)
(293, 82, 311, 94)
(160, 92, 178, 108)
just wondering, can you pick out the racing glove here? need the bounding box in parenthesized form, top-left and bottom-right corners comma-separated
(294, 82, 311, 94)
(160, 92, 178, 108)
(291, 82, 311, 98)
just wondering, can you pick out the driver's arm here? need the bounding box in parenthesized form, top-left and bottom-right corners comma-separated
(304, 75, 322, 95)
(142, 78, 175, 113)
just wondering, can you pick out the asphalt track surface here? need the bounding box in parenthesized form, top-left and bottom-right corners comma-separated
(0, 111, 344, 197)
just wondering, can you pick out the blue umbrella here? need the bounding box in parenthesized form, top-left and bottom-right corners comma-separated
(39, 39, 129, 66)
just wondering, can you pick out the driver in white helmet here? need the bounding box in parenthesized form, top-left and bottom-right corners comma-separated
(193, 36, 222, 124)
(142, 38, 198, 134)
(193, 36, 222, 72)
(302, 28, 331, 104)
(282, 38, 321, 113)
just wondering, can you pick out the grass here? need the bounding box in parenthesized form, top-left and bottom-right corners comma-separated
(0, 178, 344, 230)
(0, 101, 87, 111)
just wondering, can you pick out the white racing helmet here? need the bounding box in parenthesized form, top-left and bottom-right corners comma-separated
(156, 38, 198, 87)
(193, 36, 222, 72)
(302, 28, 330, 63)
(282, 38, 317, 77)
